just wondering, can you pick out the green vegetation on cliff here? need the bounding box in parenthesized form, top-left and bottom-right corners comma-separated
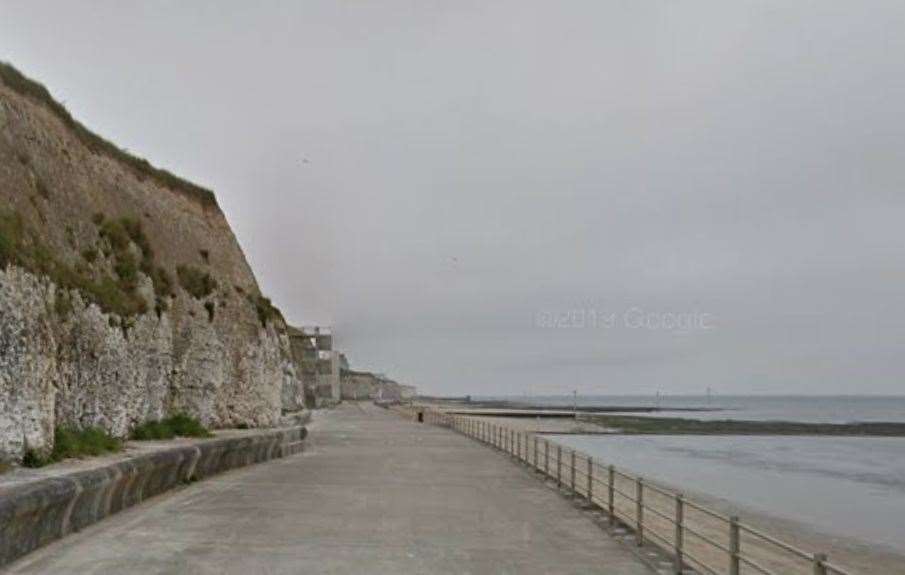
(177, 265, 217, 299)
(22, 427, 122, 468)
(131, 414, 212, 440)
(0, 207, 174, 318)
(252, 295, 283, 328)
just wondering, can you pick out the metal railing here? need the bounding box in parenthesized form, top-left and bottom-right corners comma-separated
(422, 410, 854, 575)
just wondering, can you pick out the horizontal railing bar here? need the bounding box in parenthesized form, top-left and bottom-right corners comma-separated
(640, 481, 674, 497)
(683, 498, 731, 522)
(641, 503, 676, 524)
(738, 552, 780, 575)
(611, 486, 636, 501)
(681, 548, 723, 575)
(590, 473, 610, 486)
(825, 561, 855, 575)
(612, 467, 636, 481)
(641, 524, 674, 548)
(675, 523, 731, 554)
(739, 523, 815, 560)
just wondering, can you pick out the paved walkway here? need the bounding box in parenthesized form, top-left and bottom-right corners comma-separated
(7, 403, 653, 574)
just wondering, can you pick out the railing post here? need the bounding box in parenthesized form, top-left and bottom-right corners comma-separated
(608, 465, 615, 526)
(587, 457, 593, 502)
(729, 516, 740, 575)
(556, 445, 562, 487)
(544, 440, 549, 475)
(813, 553, 828, 575)
(674, 494, 684, 574)
(570, 450, 576, 493)
(510, 429, 515, 456)
(636, 478, 644, 546)
(534, 435, 539, 469)
(516, 431, 520, 460)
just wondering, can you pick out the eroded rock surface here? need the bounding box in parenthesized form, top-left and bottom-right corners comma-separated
(0, 66, 302, 461)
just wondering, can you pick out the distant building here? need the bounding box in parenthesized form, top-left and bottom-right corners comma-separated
(288, 327, 414, 407)
(288, 326, 341, 407)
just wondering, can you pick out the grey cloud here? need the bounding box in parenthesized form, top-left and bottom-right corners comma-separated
(3, 0, 904, 395)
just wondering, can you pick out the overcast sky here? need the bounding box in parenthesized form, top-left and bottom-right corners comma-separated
(3, 1, 905, 396)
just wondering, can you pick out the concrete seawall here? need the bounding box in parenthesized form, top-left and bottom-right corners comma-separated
(0, 426, 306, 568)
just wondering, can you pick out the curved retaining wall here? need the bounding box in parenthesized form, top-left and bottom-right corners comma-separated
(0, 426, 306, 567)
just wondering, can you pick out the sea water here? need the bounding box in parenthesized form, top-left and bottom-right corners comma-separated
(550, 433, 905, 552)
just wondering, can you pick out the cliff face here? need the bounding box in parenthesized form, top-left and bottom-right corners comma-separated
(340, 370, 416, 401)
(0, 64, 302, 462)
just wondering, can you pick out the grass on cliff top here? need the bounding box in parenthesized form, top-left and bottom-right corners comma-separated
(0, 61, 217, 209)
(22, 427, 122, 468)
(131, 414, 213, 441)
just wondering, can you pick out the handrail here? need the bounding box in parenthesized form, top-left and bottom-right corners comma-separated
(683, 523, 732, 554)
(739, 521, 816, 560)
(428, 410, 858, 575)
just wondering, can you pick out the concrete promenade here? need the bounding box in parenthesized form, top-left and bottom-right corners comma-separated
(6, 403, 654, 574)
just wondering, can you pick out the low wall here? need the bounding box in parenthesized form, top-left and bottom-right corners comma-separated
(0, 426, 306, 568)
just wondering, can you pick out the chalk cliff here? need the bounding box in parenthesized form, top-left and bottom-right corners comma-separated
(0, 64, 302, 462)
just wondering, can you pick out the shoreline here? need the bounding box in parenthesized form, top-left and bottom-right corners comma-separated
(423, 402, 905, 573)
(647, 473, 905, 574)
(421, 397, 905, 436)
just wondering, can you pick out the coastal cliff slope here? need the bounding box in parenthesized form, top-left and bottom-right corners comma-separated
(0, 63, 303, 462)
